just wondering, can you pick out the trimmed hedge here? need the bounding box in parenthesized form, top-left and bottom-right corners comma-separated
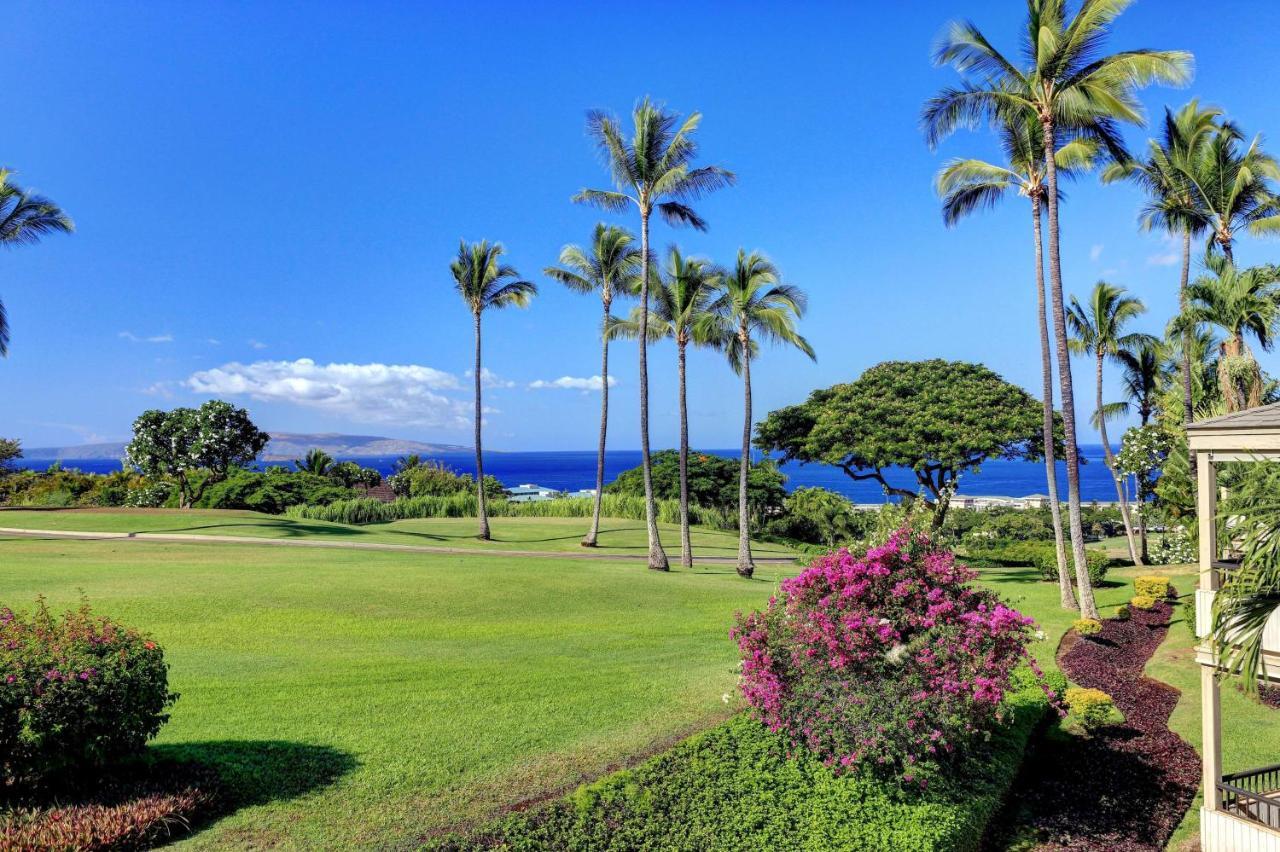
(427, 676, 1056, 852)
(963, 541, 1110, 587)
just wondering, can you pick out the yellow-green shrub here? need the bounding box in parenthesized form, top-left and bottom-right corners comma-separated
(1114, 604, 1131, 621)
(1134, 575, 1170, 600)
(1130, 594, 1157, 611)
(1073, 618, 1103, 637)
(1064, 687, 1114, 732)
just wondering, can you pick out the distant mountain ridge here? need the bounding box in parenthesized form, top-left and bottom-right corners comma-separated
(22, 433, 472, 462)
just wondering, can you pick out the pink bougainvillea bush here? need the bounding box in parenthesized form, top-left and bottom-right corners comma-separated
(732, 528, 1042, 784)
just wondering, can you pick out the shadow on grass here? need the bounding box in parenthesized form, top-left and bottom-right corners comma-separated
(150, 739, 357, 810)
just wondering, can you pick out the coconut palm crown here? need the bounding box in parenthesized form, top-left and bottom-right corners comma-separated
(0, 169, 74, 356)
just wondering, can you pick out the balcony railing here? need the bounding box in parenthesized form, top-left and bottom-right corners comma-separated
(1219, 765, 1280, 830)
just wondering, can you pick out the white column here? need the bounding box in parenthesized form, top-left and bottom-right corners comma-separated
(1197, 451, 1222, 812)
(1198, 452, 1218, 592)
(1202, 664, 1223, 812)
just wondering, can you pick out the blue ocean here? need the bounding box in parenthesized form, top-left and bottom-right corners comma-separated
(18, 446, 1121, 504)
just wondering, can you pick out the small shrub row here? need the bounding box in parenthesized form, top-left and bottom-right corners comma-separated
(962, 540, 1109, 587)
(1130, 594, 1157, 611)
(1031, 548, 1110, 588)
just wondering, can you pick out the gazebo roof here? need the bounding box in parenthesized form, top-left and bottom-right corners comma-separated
(1187, 401, 1280, 432)
(1187, 402, 1280, 454)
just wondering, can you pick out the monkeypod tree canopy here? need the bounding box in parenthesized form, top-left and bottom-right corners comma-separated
(754, 360, 1051, 515)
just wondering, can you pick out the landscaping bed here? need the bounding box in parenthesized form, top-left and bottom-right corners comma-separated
(999, 598, 1199, 851)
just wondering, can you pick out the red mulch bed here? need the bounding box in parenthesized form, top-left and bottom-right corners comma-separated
(998, 599, 1200, 851)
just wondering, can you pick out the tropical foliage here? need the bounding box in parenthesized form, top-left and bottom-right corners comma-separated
(0, 169, 74, 357)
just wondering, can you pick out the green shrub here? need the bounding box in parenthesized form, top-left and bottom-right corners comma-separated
(1064, 687, 1115, 732)
(1130, 594, 1157, 611)
(1134, 575, 1171, 600)
(962, 540, 1053, 567)
(1115, 605, 1131, 621)
(197, 468, 352, 514)
(429, 680, 1051, 852)
(1031, 548, 1109, 587)
(0, 600, 177, 785)
(1073, 618, 1103, 637)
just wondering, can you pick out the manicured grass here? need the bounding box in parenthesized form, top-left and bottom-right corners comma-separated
(0, 508, 796, 558)
(0, 535, 793, 848)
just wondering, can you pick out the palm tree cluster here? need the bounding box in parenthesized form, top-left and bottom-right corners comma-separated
(925, 0, 1280, 617)
(455, 99, 814, 575)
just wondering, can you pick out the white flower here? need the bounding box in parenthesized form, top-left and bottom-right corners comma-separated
(722, 693, 732, 704)
(1034, 630, 1046, 641)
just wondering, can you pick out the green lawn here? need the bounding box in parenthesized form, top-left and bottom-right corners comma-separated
(0, 508, 796, 559)
(0, 534, 794, 848)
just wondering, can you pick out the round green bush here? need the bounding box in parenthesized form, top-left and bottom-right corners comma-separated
(1073, 618, 1103, 637)
(1031, 548, 1110, 587)
(0, 600, 176, 784)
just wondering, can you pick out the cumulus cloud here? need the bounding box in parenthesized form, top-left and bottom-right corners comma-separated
(529, 375, 617, 391)
(184, 358, 470, 427)
(466, 367, 516, 388)
(1090, 244, 1104, 261)
(1147, 234, 1180, 266)
(119, 331, 174, 344)
(247, 339, 269, 350)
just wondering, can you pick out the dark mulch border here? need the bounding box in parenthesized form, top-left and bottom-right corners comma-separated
(990, 598, 1200, 852)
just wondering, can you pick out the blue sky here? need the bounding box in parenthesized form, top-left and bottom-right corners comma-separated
(4, 1, 1280, 451)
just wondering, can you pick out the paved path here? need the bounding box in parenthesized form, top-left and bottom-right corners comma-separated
(0, 526, 799, 565)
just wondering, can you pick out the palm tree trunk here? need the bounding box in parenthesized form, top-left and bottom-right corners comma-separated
(1097, 353, 1142, 566)
(638, 208, 669, 571)
(1221, 236, 1235, 266)
(583, 299, 610, 547)
(1041, 116, 1097, 618)
(737, 329, 754, 578)
(1033, 199, 1075, 610)
(1180, 227, 1198, 493)
(678, 338, 693, 569)
(473, 310, 490, 540)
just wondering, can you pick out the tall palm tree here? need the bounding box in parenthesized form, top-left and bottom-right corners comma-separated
(705, 250, 814, 578)
(1103, 101, 1222, 473)
(1181, 123, 1280, 264)
(925, 0, 1191, 618)
(294, 448, 335, 475)
(936, 113, 1097, 610)
(1174, 253, 1280, 412)
(1110, 339, 1166, 560)
(0, 169, 74, 356)
(545, 224, 642, 548)
(1067, 282, 1154, 566)
(450, 240, 536, 540)
(573, 98, 735, 571)
(610, 247, 726, 568)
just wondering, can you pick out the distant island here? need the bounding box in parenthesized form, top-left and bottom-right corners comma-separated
(22, 432, 472, 462)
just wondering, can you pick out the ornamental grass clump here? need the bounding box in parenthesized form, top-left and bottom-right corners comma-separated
(0, 599, 176, 785)
(732, 528, 1039, 785)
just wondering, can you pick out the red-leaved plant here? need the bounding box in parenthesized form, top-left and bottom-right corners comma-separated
(732, 527, 1042, 786)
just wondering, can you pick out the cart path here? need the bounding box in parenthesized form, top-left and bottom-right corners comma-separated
(0, 526, 799, 565)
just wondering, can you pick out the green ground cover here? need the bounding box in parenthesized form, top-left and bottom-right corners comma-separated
(0, 534, 793, 848)
(0, 508, 796, 559)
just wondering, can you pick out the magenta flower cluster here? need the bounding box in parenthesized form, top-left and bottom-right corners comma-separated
(731, 528, 1039, 784)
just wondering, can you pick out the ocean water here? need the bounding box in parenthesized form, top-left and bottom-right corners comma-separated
(18, 446, 1121, 504)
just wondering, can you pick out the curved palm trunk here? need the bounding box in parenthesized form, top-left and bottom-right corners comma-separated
(473, 310, 490, 540)
(638, 209, 669, 570)
(677, 338, 693, 569)
(583, 299, 610, 547)
(1096, 353, 1142, 566)
(1033, 200, 1075, 610)
(737, 330, 754, 578)
(1180, 228, 1197, 490)
(1042, 117, 1097, 618)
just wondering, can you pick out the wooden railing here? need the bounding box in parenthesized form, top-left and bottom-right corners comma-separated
(1220, 765, 1280, 830)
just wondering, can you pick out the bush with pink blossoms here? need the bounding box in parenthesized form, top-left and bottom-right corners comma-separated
(732, 527, 1042, 784)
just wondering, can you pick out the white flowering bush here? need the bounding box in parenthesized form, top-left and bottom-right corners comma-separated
(1149, 525, 1195, 565)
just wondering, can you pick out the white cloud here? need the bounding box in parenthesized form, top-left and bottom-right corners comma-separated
(466, 367, 516, 389)
(529, 375, 617, 391)
(184, 358, 470, 427)
(1147, 234, 1180, 266)
(119, 331, 174, 344)
(248, 339, 269, 350)
(1090, 244, 1104, 261)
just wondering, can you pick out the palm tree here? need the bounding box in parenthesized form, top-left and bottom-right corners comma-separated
(706, 250, 814, 578)
(610, 247, 726, 567)
(294, 448, 335, 475)
(544, 224, 642, 547)
(573, 98, 735, 571)
(925, 0, 1191, 619)
(1174, 253, 1280, 413)
(0, 169, 74, 356)
(450, 240, 536, 540)
(1067, 282, 1154, 566)
(393, 454, 423, 474)
(936, 113, 1097, 610)
(1181, 123, 1280, 265)
(1110, 339, 1166, 560)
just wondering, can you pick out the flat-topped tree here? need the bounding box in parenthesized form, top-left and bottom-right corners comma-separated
(755, 360, 1049, 528)
(124, 400, 269, 509)
(450, 240, 536, 541)
(574, 97, 734, 571)
(0, 169, 74, 357)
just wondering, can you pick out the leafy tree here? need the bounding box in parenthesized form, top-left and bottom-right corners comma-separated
(327, 461, 381, 490)
(1066, 281, 1154, 565)
(199, 468, 353, 514)
(544, 224, 641, 548)
(450, 240, 535, 540)
(605, 449, 786, 526)
(936, 112, 1097, 609)
(925, 0, 1192, 619)
(123, 400, 269, 509)
(609, 247, 725, 567)
(756, 361, 1048, 529)
(574, 97, 734, 571)
(0, 438, 20, 474)
(779, 487, 860, 549)
(0, 169, 74, 356)
(389, 459, 505, 501)
(294, 448, 335, 476)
